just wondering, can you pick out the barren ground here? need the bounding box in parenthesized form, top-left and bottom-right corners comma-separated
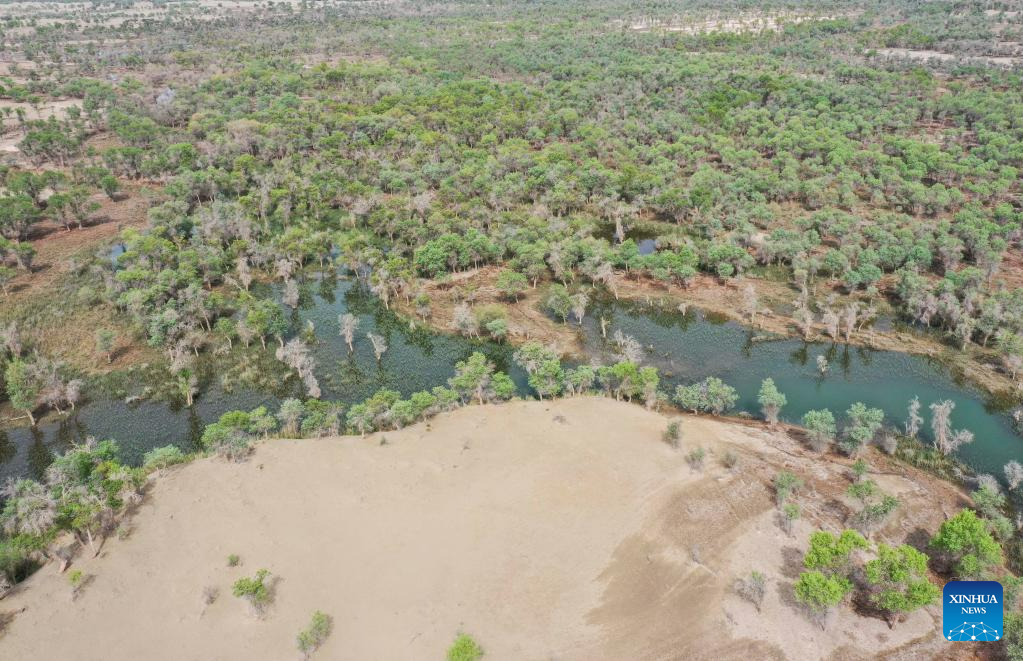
(0, 398, 975, 660)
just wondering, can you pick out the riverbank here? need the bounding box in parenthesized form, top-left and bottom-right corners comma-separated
(0, 398, 969, 659)
(394, 266, 1020, 398)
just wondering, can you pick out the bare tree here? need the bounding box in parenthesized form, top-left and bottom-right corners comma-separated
(235, 256, 252, 291)
(742, 283, 758, 324)
(451, 303, 479, 337)
(1004, 461, 1023, 491)
(822, 307, 840, 340)
(612, 329, 643, 364)
(276, 339, 321, 398)
(843, 303, 858, 342)
(282, 279, 300, 309)
(367, 333, 388, 362)
(905, 397, 922, 438)
(571, 291, 588, 325)
(339, 313, 358, 353)
(816, 355, 828, 375)
(930, 400, 974, 455)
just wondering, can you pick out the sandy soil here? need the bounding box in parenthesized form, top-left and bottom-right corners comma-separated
(0, 398, 970, 660)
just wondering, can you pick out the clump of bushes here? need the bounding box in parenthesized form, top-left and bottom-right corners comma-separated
(232, 568, 274, 616)
(297, 611, 333, 658)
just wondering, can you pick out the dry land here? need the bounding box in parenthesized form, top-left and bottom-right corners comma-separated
(0, 398, 973, 660)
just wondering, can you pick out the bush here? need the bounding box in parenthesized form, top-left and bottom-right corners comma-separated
(447, 633, 484, 661)
(662, 420, 681, 448)
(142, 445, 188, 471)
(734, 571, 766, 612)
(774, 471, 803, 506)
(686, 447, 706, 471)
(297, 611, 333, 659)
(232, 569, 273, 615)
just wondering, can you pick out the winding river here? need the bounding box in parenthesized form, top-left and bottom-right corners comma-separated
(2, 276, 1022, 483)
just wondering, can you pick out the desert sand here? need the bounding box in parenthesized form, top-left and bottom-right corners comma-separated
(0, 398, 963, 660)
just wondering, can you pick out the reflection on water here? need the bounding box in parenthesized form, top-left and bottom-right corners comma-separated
(3, 280, 1022, 481)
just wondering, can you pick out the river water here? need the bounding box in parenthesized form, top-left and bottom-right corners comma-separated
(1, 277, 1020, 482)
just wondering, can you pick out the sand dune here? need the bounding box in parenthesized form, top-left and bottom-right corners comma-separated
(0, 398, 957, 660)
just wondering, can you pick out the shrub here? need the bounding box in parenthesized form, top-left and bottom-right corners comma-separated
(297, 611, 333, 659)
(232, 569, 273, 616)
(774, 471, 803, 506)
(734, 571, 766, 612)
(142, 445, 188, 471)
(227, 554, 240, 567)
(662, 420, 681, 449)
(686, 447, 706, 471)
(447, 633, 484, 661)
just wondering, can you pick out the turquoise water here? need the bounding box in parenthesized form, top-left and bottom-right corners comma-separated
(2, 279, 1021, 482)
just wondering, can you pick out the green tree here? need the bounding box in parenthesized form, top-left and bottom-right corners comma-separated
(801, 409, 836, 452)
(496, 269, 528, 301)
(841, 402, 884, 455)
(865, 544, 939, 628)
(793, 571, 851, 629)
(4, 358, 41, 424)
(930, 509, 1003, 578)
(757, 378, 787, 425)
(449, 352, 496, 405)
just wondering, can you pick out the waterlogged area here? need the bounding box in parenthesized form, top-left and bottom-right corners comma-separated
(2, 278, 1022, 481)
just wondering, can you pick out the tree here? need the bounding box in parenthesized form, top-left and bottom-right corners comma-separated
(4, 357, 42, 424)
(496, 269, 528, 301)
(339, 313, 358, 353)
(449, 352, 496, 405)
(905, 397, 922, 438)
(794, 571, 851, 629)
(543, 283, 572, 323)
(803, 529, 868, 575)
(1005, 461, 1023, 491)
(841, 402, 884, 455)
(757, 378, 786, 425)
(528, 359, 564, 401)
(930, 509, 1003, 578)
(100, 174, 120, 200)
(673, 377, 737, 415)
(367, 333, 388, 362)
(865, 544, 939, 628)
(513, 341, 558, 374)
(276, 339, 321, 398)
(95, 329, 116, 364)
(929, 400, 974, 455)
(801, 409, 836, 452)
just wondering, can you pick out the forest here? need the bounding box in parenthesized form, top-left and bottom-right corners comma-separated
(2, 0, 1023, 656)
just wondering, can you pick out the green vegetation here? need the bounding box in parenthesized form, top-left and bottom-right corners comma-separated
(930, 509, 1003, 578)
(232, 569, 274, 616)
(447, 633, 484, 661)
(865, 544, 940, 627)
(296, 611, 333, 659)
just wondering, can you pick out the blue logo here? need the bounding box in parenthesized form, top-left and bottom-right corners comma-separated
(943, 581, 1003, 641)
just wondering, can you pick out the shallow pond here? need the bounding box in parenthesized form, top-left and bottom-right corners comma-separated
(2, 279, 1021, 483)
